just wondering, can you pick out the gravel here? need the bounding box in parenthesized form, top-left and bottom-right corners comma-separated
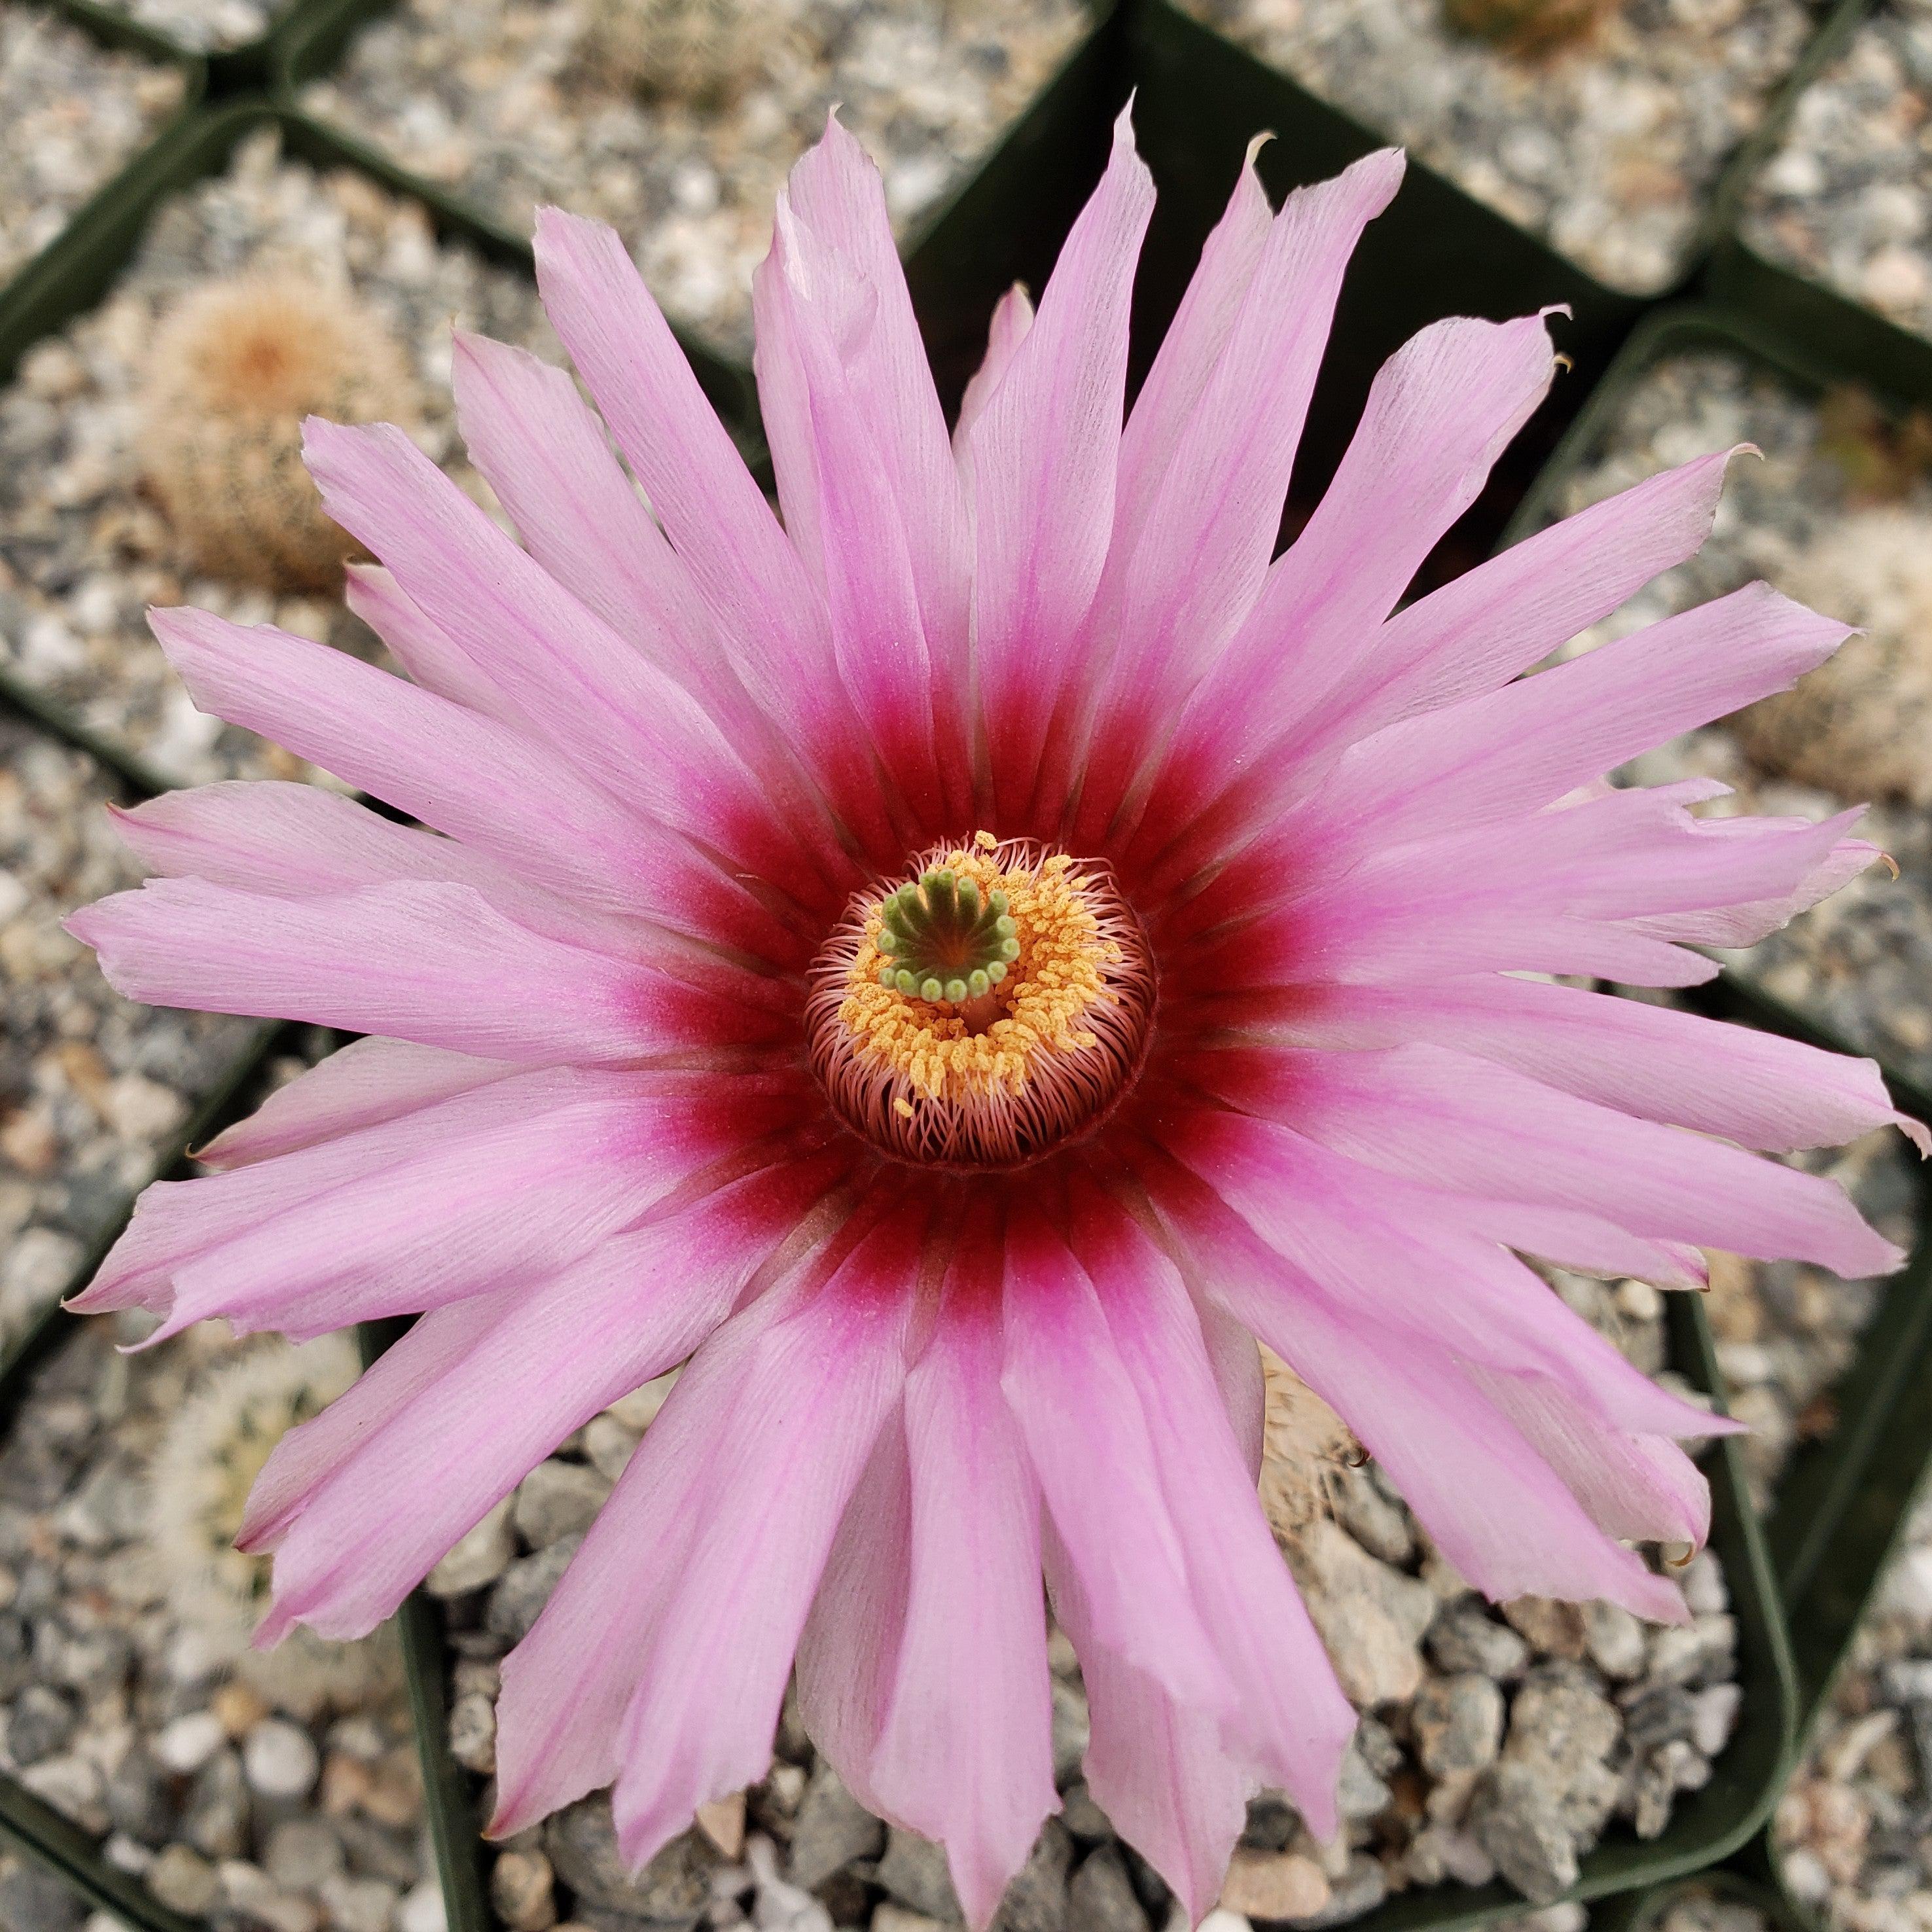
(1742, 0, 1932, 342)
(0, 4, 186, 287)
(1778, 1489, 1932, 1932)
(96, 0, 283, 52)
(0, 1315, 436, 1932)
(1175, 0, 1811, 294)
(0, 713, 258, 1356)
(435, 1287, 1738, 1925)
(0, 124, 557, 788)
(296, 0, 1090, 357)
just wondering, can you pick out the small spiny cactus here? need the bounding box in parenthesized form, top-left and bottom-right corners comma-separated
(1257, 1344, 1358, 1547)
(1816, 384, 1932, 504)
(149, 1335, 401, 1715)
(1440, 0, 1624, 57)
(1734, 505, 1932, 806)
(575, 0, 800, 105)
(139, 272, 421, 592)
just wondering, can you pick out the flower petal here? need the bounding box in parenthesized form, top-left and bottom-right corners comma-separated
(1321, 449, 1743, 747)
(1064, 150, 1405, 844)
(70, 877, 789, 1065)
(491, 1196, 919, 1850)
(954, 284, 1033, 484)
(147, 605, 788, 956)
(1147, 1164, 1689, 1620)
(793, 1407, 913, 1819)
(251, 1157, 841, 1641)
(867, 1214, 1058, 1929)
(197, 1036, 514, 1170)
(344, 565, 523, 726)
(603, 1211, 920, 1867)
(1073, 1190, 1355, 1836)
(529, 207, 840, 738)
(1274, 974, 1929, 1154)
(1043, 1524, 1254, 1924)
(1196, 1041, 1903, 1278)
(131, 1079, 791, 1346)
(969, 107, 1153, 816)
(1315, 582, 1853, 852)
(781, 116, 972, 679)
(999, 1204, 1236, 1717)
(304, 419, 838, 897)
(449, 333, 722, 687)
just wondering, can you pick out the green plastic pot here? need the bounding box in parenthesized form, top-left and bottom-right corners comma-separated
(51, 0, 372, 98)
(1700, 0, 1932, 410)
(0, 2, 204, 348)
(1594, 1865, 1816, 1932)
(272, 0, 1129, 435)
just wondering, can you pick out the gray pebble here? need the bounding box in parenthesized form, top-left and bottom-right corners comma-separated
(448, 1689, 498, 1775)
(790, 1764, 885, 1889)
(5, 1683, 76, 1764)
(245, 1718, 322, 1801)
(491, 1848, 557, 1932)
(265, 1818, 346, 1893)
(1067, 1844, 1147, 1932)
(545, 1799, 717, 1924)
(1051, 1679, 1090, 1788)
(993, 1819, 1072, 1932)
(877, 1829, 963, 1922)
(512, 1461, 613, 1548)
(1427, 1602, 1530, 1681)
(488, 1533, 584, 1643)
(104, 1747, 175, 1846)
(147, 1843, 221, 1919)
(1469, 1764, 1580, 1905)
(1414, 1673, 1505, 1777)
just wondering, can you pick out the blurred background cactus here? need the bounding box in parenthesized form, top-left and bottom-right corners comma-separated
(1738, 506, 1932, 806)
(1439, 0, 1624, 57)
(138, 272, 421, 592)
(148, 1334, 401, 1718)
(575, 0, 801, 105)
(1257, 1345, 1355, 1547)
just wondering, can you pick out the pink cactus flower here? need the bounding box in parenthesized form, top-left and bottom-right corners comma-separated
(69, 113, 1921, 1922)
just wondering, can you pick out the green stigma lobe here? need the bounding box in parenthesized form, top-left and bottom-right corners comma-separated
(874, 868, 1020, 1004)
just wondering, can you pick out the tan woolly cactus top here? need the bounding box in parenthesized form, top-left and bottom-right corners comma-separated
(1738, 506, 1932, 807)
(1257, 1344, 1357, 1545)
(148, 1334, 398, 1715)
(140, 272, 421, 592)
(1439, 0, 1625, 56)
(575, 0, 806, 106)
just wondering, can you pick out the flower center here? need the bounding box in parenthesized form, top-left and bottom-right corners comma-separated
(806, 833, 1156, 1169)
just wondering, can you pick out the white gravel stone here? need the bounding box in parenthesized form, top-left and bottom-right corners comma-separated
(243, 1719, 323, 1800)
(154, 1710, 226, 1775)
